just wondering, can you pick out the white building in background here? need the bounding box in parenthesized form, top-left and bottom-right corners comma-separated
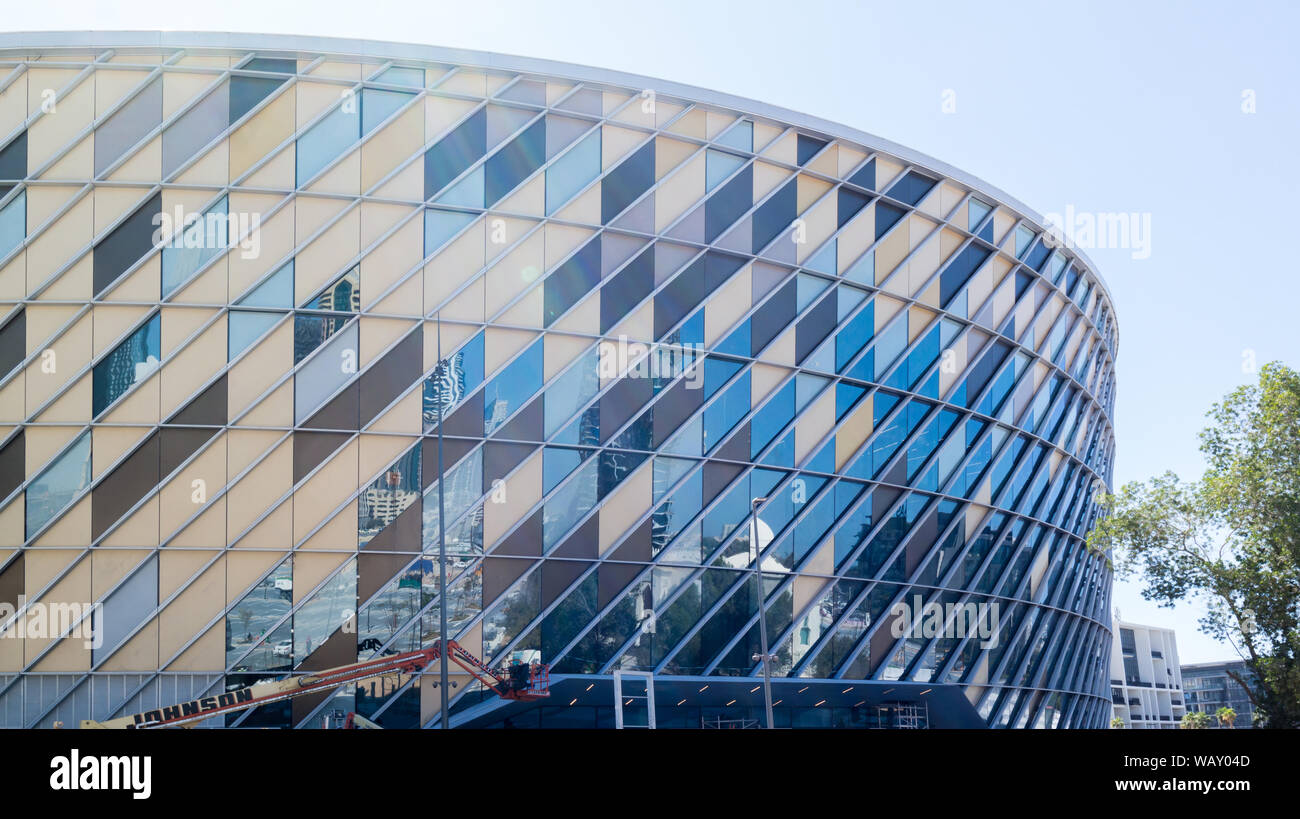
(1110, 615, 1184, 729)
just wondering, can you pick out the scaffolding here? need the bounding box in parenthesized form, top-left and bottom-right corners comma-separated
(701, 716, 762, 729)
(876, 701, 929, 729)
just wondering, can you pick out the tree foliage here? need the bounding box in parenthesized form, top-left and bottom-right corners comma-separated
(1180, 710, 1211, 730)
(1087, 362, 1300, 729)
(1215, 706, 1237, 729)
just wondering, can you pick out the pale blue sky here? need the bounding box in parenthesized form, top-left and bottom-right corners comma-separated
(9, 0, 1298, 662)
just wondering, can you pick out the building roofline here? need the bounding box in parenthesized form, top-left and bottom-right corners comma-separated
(1112, 619, 1178, 635)
(1179, 660, 1250, 670)
(0, 29, 1116, 318)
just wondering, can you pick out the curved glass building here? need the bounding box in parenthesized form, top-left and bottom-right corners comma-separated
(0, 32, 1117, 729)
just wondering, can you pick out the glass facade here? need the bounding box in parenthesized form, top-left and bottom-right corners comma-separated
(1182, 662, 1258, 728)
(0, 33, 1117, 729)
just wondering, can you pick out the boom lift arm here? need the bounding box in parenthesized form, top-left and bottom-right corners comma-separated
(80, 640, 548, 729)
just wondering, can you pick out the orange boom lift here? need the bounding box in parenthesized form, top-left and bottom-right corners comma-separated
(79, 640, 549, 729)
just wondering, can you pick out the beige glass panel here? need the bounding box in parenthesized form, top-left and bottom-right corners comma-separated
(483, 450, 542, 549)
(598, 459, 651, 554)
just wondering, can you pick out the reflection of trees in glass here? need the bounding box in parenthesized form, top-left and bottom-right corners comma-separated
(482, 568, 540, 660)
(542, 573, 597, 665)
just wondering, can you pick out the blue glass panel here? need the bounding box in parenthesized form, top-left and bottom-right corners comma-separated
(836, 381, 865, 419)
(161, 195, 227, 297)
(425, 109, 486, 200)
(849, 158, 875, 190)
(758, 429, 795, 467)
(665, 309, 704, 348)
(705, 164, 752, 242)
(543, 458, 598, 550)
(804, 437, 834, 474)
(238, 259, 294, 307)
(703, 370, 750, 453)
(424, 208, 477, 256)
(804, 241, 836, 276)
(485, 119, 545, 205)
(544, 349, 598, 437)
(715, 120, 753, 153)
(26, 431, 91, 539)
(601, 141, 654, 223)
(752, 179, 796, 252)
(705, 149, 746, 192)
(703, 356, 742, 400)
(361, 88, 415, 134)
(544, 237, 601, 326)
(307, 265, 359, 312)
(873, 315, 908, 379)
(229, 74, 284, 124)
(837, 284, 867, 321)
(544, 447, 584, 494)
(545, 129, 600, 215)
(795, 273, 829, 312)
(795, 373, 828, 410)
(796, 134, 827, 165)
(297, 104, 360, 184)
(803, 335, 835, 374)
(838, 187, 870, 227)
(653, 470, 702, 552)
(843, 248, 874, 284)
(93, 313, 160, 416)
(229, 310, 282, 361)
(661, 414, 703, 458)
(0, 190, 24, 259)
(714, 319, 749, 359)
(836, 299, 873, 372)
(374, 66, 424, 88)
(483, 339, 543, 435)
(751, 381, 794, 458)
(1015, 225, 1036, 258)
(875, 202, 906, 239)
(436, 165, 484, 208)
(886, 171, 938, 206)
(423, 331, 485, 430)
(844, 348, 874, 384)
(793, 488, 835, 564)
(293, 313, 350, 364)
(422, 448, 483, 550)
(652, 456, 695, 503)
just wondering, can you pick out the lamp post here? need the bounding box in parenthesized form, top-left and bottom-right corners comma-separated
(750, 496, 775, 730)
(436, 312, 449, 730)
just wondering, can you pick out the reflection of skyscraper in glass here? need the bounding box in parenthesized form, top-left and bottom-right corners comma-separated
(358, 447, 421, 545)
(423, 350, 467, 428)
(101, 331, 147, 405)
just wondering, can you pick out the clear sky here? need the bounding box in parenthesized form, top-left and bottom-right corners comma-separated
(7, 0, 1298, 662)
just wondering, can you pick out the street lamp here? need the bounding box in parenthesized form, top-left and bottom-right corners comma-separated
(750, 496, 775, 729)
(435, 311, 449, 730)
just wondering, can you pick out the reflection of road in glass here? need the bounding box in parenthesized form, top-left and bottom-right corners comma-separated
(227, 566, 293, 671)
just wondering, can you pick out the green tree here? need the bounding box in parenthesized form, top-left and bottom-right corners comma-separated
(1181, 710, 1212, 730)
(1087, 362, 1300, 729)
(1215, 705, 1237, 729)
(1110, 716, 1127, 729)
